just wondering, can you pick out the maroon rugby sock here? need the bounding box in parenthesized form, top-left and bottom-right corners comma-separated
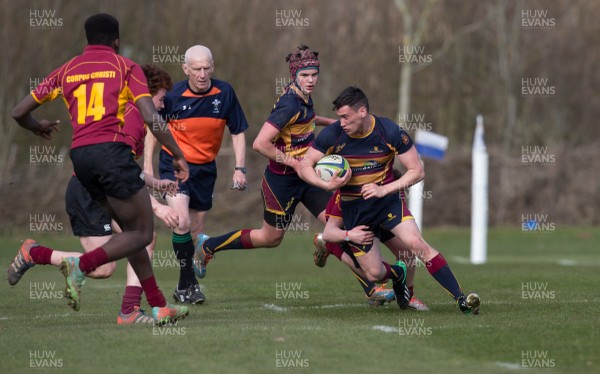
(78, 247, 109, 274)
(29, 246, 54, 265)
(382, 261, 405, 283)
(140, 276, 166, 308)
(326, 242, 343, 260)
(120, 286, 143, 315)
(426, 253, 463, 299)
(205, 229, 254, 254)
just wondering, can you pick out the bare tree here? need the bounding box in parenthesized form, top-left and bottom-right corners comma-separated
(394, 0, 437, 121)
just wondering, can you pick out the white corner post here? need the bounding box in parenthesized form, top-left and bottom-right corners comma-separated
(470, 115, 488, 264)
(408, 159, 424, 232)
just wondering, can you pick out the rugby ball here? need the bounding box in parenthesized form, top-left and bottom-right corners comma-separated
(315, 155, 349, 182)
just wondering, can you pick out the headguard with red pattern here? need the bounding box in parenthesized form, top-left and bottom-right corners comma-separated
(286, 45, 320, 78)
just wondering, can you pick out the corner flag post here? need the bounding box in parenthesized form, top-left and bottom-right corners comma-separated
(470, 115, 488, 264)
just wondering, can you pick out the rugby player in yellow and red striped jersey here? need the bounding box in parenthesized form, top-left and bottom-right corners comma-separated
(9, 14, 189, 324)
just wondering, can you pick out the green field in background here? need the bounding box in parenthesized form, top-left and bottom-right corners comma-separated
(1, 227, 598, 373)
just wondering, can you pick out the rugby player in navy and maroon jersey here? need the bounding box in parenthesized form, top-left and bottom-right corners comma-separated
(192, 44, 334, 267)
(144, 45, 249, 304)
(192, 45, 397, 306)
(299, 86, 480, 314)
(9, 14, 189, 324)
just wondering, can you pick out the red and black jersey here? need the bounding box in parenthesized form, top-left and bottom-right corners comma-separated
(31, 45, 150, 149)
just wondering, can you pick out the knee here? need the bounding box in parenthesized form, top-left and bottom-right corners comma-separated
(175, 216, 192, 234)
(365, 273, 383, 283)
(266, 236, 284, 248)
(264, 231, 285, 248)
(365, 266, 386, 283)
(129, 228, 153, 250)
(146, 232, 156, 255)
(87, 261, 116, 279)
(145, 233, 155, 258)
(409, 237, 431, 256)
(149, 231, 157, 248)
(141, 230, 153, 247)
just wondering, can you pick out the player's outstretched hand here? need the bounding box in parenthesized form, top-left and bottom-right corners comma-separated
(347, 225, 375, 245)
(33, 120, 60, 140)
(154, 204, 179, 229)
(361, 183, 388, 200)
(172, 156, 189, 183)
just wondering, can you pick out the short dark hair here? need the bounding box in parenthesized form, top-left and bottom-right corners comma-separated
(141, 64, 173, 96)
(332, 86, 369, 112)
(84, 14, 119, 46)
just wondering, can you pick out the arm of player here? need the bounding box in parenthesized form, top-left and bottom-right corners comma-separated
(11, 95, 59, 140)
(136, 96, 189, 182)
(231, 132, 247, 190)
(149, 193, 179, 229)
(322, 217, 375, 245)
(361, 146, 425, 199)
(143, 130, 158, 176)
(142, 173, 178, 196)
(314, 115, 336, 127)
(296, 147, 352, 191)
(252, 122, 300, 168)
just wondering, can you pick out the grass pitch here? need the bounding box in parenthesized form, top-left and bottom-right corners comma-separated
(1, 227, 598, 373)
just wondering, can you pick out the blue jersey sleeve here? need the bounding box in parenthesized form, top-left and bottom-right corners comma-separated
(226, 87, 249, 135)
(265, 95, 301, 130)
(311, 122, 342, 154)
(384, 118, 413, 154)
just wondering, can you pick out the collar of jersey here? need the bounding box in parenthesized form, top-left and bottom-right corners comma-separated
(289, 83, 310, 103)
(348, 115, 375, 139)
(83, 45, 116, 54)
(183, 80, 220, 97)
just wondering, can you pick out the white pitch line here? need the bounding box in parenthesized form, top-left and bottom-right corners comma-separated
(449, 256, 470, 264)
(261, 303, 367, 312)
(85, 284, 126, 289)
(310, 303, 365, 309)
(258, 298, 598, 313)
(450, 256, 600, 267)
(33, 313, 99, 319)
(557, 259, 577, 266)
(421, 299, 598, 306)
(372, 325, 399, 333)
(494, 362, 522, 370)
(263, 304, 288, 312)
